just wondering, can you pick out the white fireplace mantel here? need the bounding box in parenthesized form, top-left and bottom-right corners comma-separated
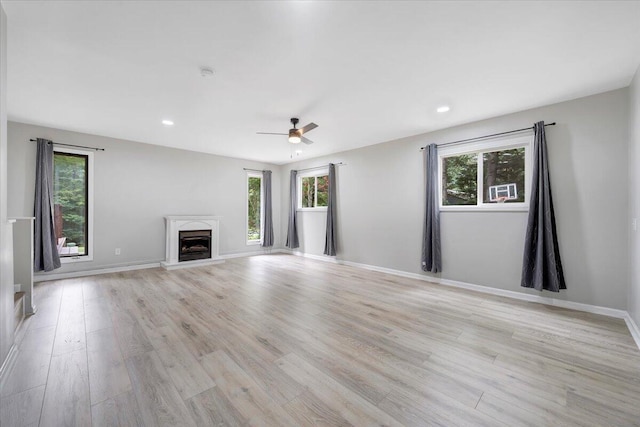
(161, 215, 224, 270)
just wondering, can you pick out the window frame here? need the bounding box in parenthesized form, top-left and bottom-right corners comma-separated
(246, 171, 263, 245)
(53, 146, 94, 263)
(438, 135, 532, 212)
(297, 169, 329, 211)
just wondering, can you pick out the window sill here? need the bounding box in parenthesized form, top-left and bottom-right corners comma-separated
(60, 255, 93, 264)
(297, 207, 328, 212)
(246, 241, 261, 246)
(440, 205, 529, 212)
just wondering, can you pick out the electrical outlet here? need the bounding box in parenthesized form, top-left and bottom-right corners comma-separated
(633, 218, 637, 232)
(115, 248, 121, 255)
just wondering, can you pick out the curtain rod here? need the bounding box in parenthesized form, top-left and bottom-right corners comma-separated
(420, 122, 556, 150)
(243, 168, 271, 172)
(296, 162, 345, 173)
(29, 138, 105, 151)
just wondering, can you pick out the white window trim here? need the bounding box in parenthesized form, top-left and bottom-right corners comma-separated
(54, 147, 94, 263)
(246, 171, 263, 245)
(297, 168, 329, 211)
(438, 135, 532, 212)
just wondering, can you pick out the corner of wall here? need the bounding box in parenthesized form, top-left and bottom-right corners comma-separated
(629, 64, 640, 329)
(0, 0, 16, 371)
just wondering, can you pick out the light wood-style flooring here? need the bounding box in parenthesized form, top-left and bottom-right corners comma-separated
(2, 254, 640, 426)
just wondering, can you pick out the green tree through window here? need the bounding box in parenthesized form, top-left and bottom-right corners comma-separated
(300, 174, 329, 208)
(483, 148, 525, 203)
(54, 152, 88, 256)
(247, 175, 261, 241)
(442, 154, 478, 205)
(441, 145, 527, 207)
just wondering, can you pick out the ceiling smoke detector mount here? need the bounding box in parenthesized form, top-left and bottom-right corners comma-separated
(200, 67, 214, 78)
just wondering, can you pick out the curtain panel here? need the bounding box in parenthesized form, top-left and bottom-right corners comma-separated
(422, 143, 442, 273)
(285, 170, 299, 249)
(324, 163, 337, 256)
(261, 170, 274, 248)
(34, 139, 61, 272)
(521, 121, 566, 292)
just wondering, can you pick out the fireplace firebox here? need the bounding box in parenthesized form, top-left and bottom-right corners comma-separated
(179, 229, 212, 262)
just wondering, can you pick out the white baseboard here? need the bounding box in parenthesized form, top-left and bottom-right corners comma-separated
(282, 249, 338, 263)
(161, 258, 224, 270)
(624, 313, 640, 350)
(31, 249, 284, 282)
(221, 249, 279, 259)
(0, 344, 18, 389)
(437, 277, 628, 319)
(33, 262, 162, 282)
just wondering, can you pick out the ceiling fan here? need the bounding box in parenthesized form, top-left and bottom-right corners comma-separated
(257, 118, 318, 144)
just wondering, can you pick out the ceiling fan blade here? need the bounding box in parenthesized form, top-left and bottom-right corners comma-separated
(299, 123, 318, 134)
(301, 136, 314, 145)
(256, 132, 288, 135)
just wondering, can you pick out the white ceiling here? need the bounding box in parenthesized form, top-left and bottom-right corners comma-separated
(5, 1, 640, 164)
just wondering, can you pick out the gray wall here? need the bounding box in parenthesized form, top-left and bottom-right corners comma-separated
(281, 89, 630, 310)
(0, 2, 13, 367)
(629, 67, 640, 325)
(7, 122, 281, 276)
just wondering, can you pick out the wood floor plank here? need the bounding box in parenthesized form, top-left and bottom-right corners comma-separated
(91, 390, 144, 427)
(204, 310, 306, 405)
(87, 327, 132, 404)
(275, 352, 404, 427)
(200, 349, 299, 426)
(379, 386, 503, 427)
(112, 310, 154, 359)
(0, 385, 45, 427)
(186, 386, 245, 427)
(85, 297, 114, 333)
(52, 294, 86, 356)
(282, 390, 354, 427)
(40, 348, 91, 427)
(16, 324, 56, 354)
(125, 350, 196, 427)
(155, 342, 215, 400)
(565, 389, 640, 426)
(26, 296, 61, 331)
(0, 349, 51, 397)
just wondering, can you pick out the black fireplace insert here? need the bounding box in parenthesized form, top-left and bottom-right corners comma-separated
(179, 229, 212, 262)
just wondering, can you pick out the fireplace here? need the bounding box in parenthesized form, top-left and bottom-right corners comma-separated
(161, 215, 223, 270)
(179, 229, 211, 262)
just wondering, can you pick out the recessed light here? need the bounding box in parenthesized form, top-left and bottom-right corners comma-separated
(162, 120, 174, 126)
(436, 106, 450, 113)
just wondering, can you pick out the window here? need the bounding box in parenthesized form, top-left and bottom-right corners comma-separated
(247, 173, 263, 244)
(53, 147, 94, 261)
(298, 170, 329, 210)
(438, 135, 531, 211)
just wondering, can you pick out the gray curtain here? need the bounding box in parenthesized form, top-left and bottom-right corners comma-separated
(422, 144, 442, 273)
(261, 170, 274, 248)
(285, 170, 299, 249)
(324, 163, 337, 256)
(521, 122, 566, 292)
(34, 139, 61, 272)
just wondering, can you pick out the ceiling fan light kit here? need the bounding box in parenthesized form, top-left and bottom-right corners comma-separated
(257, 117, 318, 145)
(288, 117, 302, 144)
(288, 133, 301, 144)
